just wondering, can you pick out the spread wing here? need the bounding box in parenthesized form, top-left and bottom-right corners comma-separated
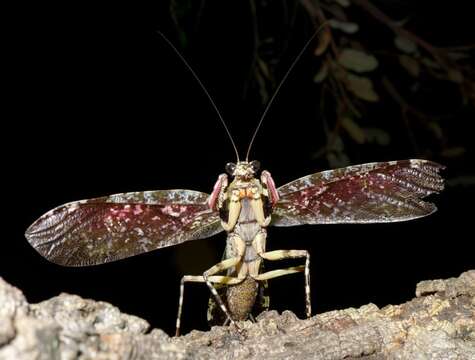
(272, 160, 444, 226)
(25, 190, 223, 266)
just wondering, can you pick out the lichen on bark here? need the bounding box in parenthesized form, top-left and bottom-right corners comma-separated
(0, 270, 473, 359)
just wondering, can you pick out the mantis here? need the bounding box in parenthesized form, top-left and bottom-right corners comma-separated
(25, 30, 444, 336)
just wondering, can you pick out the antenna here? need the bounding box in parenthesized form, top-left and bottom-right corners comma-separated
(157, 31, 240, 161)
(245, 23, 329, 161)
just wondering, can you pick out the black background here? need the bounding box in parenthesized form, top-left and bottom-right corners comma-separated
(4, 1, 474, 335)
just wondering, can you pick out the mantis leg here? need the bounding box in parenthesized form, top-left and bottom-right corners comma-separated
(203, 255, 245, 331)
(256, 249, 311, 318)
(253, 265, 305, 280)
(176, 274, 243, 336)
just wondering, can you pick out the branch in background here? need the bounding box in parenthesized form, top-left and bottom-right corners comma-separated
(350, 0, 445, 65)
(168, 0, 473, 166)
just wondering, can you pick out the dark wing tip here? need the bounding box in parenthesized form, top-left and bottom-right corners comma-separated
(401, 159, 445, 195)
(24, 207, 78, 266)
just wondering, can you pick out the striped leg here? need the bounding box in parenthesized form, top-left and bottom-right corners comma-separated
(257, 250, 312, 318)
(203, 256, 244, 331)
(176, 274, 243, 336)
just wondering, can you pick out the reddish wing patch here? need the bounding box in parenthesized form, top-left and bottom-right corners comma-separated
(261, 170, 279, 206)
(208, 174, 228, 211)
(272, 160, 444, 226)
(25, 190, 222, 266)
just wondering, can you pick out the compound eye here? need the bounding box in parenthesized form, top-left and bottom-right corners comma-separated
(225, 162, 236, 175)
(250, 160, 260, 172)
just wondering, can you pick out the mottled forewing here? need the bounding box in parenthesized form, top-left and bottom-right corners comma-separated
(272, 160, 444, 226)
(26, 190, 222, 266)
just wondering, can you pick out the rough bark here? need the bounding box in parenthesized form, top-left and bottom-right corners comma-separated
(0, 270, 473, 359)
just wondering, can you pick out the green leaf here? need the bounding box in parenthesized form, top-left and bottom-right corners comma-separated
(338, 49, 378, 73)
(399, 55, 420, 77)
(447, 68, 464, 83)
(314, 28, 332, 56)
(394, 36, 417, 54)
(392, 17, 412, 27)
(421, 57, 440, 69)
(448, 52, 471, 61)
(441, 147, 466, 158)
(313, 62, 329, 83)
(364, 128, 390, 145)
(329, 135, 345, 152)
(170, 0, 193, 47)
(346, 74, 379, 102)
(334, 0, 351, 7)
(447, 176, 475, 187)
(427, 122, 443, 139)
(327, 151, 350, 168)
(257, 57, 271, 79)
(341, 117, 366, 144)
(329, 19, 359, 34)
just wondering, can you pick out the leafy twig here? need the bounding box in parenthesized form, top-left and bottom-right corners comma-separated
(350, 0, 446, 66)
